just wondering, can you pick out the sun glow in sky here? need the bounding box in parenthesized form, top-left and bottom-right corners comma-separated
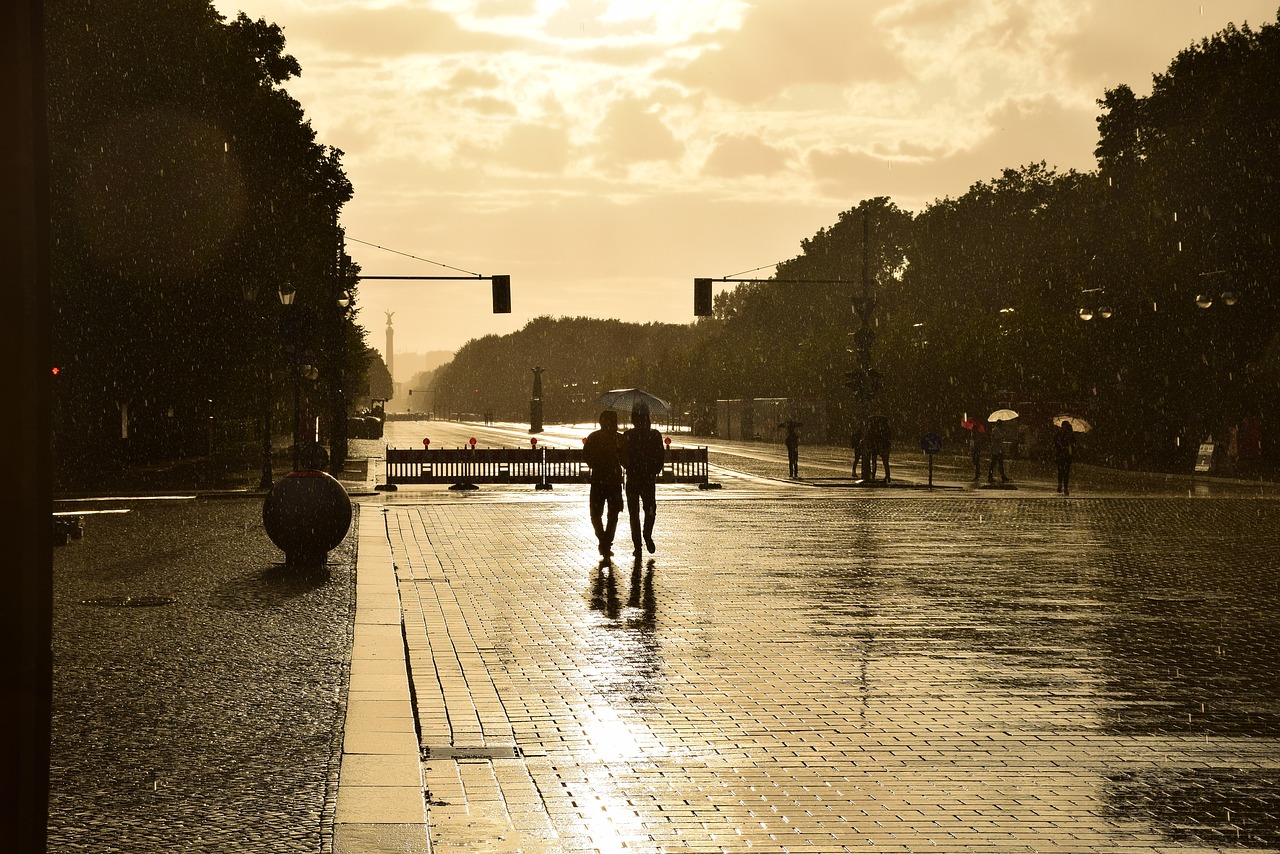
(212, 0, 1277, 364)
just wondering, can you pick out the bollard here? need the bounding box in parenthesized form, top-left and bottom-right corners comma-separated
(263, 470, 353, 567)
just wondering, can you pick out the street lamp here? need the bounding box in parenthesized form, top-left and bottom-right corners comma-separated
(530, 366, 545, 434)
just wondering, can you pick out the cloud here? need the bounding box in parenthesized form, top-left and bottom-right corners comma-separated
(460, 95, 518, 115)
(500, 123, 573, 173)
(1058, 0, 1280, 95)
(703, 134, 788, 178)
(280, 4, 526, 57)
(473, 0, 539, 17)
(807, 95, 1097, 208)
(664, 0, 906, 103)
(446, 67, 502, 91)
(594, 98, 683, 166)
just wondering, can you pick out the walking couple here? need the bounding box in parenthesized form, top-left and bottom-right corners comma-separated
(582, 402, 665, 560)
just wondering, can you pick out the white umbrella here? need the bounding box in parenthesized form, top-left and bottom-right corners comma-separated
(593, 388, 671, 416)
(1052, 414, 1092, 433)
(988, 408, 1020, 422)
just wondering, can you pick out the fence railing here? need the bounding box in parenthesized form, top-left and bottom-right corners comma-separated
(384, 446, 709, 487)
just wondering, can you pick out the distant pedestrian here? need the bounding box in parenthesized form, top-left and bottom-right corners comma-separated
(988, 419, 1010, 484)
(583, 410, 625, 559)
(868, 415, 892, 482)
(780, 420, 802, 478)
(1053, 421, 1076, 495)
(624, 402, 666, 557)
(851, 421, 866, 480)
(969, 422, 987, 481)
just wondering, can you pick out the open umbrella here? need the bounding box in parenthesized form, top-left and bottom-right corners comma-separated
(593, 388, 671, 416)
(988, 408, 1019, 423)
(1052, 414, 1092, 433)
(961, 418, 986, 432)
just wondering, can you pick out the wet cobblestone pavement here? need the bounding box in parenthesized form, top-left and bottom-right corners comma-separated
(44, 421, 1280, 853)
(387, 492, 1280, 852)
(48, 498, 356, 852)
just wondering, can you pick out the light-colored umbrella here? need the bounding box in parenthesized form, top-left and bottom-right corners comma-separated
(1052, 414, 1092, 433)
(988, 408, 1020, 422)
(593, 388, 671, 416)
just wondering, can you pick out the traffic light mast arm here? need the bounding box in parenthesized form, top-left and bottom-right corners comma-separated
(693, 277, 858, 317)
(357, 274, 512, 313)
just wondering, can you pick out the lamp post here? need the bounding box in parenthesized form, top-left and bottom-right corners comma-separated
(329, 288, 351, 477)
(278, 284, 303, 470)
(530, 366, 545, 433)
(846, 211, 879, 482)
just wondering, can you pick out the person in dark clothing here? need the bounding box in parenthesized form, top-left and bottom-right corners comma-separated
(1053, 421, 1076, 495)
(583, 410, 625, 559)
(988, 419, 1010, 484)
(780, 420, 801, 478)
(867, 414, 892, 483)
(624, 401, 666, 556)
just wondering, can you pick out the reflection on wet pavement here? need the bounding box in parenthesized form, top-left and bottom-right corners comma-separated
(390, 497, 1280, 851)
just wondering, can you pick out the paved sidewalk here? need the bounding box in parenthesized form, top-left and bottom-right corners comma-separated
(349, 486, 1280, 852)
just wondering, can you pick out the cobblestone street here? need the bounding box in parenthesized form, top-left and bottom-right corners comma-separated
(45, 424, 1280, 852)
(386, 490, 1280, 852)
(48, 498, 356, 852)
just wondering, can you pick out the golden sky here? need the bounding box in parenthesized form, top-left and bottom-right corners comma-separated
(211, 0, 1277, 362)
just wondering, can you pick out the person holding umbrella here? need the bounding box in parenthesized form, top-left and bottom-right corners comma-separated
(987, 410, 1017, 484)
(583, 409, 625, 559)
(624, 401, 666, 556)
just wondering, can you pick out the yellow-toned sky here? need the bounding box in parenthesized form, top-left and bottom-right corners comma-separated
(211, 0, 1277, 364)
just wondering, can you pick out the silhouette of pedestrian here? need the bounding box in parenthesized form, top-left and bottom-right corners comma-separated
(583, 409, 624, 559)
(851, 421, 866, 480)
(988, 418, 1010, 484)
(780, 420, 801, 478)
(1053, 421, 1076, 495)
(868, 415, 892, 483)
(624, 401, 665, 556)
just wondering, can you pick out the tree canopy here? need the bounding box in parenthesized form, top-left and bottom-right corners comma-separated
(48, 0, 367, 480)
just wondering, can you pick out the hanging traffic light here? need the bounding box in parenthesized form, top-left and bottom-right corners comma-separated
(694, 278, 713, 317)
(491, 275, 511, 313)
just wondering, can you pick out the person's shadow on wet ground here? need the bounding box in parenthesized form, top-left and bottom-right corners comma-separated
(591, 558, 656, 624)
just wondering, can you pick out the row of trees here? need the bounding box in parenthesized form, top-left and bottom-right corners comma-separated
(433, 15, 1280, 471)
(47, 1, 371, 485)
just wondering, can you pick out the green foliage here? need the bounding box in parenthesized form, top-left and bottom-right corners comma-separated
(429, 317, 711, 422)
(47, 0, 366, 476)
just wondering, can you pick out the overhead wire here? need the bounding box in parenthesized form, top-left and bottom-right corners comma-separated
(346, 236, 481, 277)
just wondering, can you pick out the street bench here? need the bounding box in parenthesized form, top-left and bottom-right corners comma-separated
(384, 446, 712, 488)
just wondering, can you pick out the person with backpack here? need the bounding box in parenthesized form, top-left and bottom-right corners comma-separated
(624, 401, 666, 557)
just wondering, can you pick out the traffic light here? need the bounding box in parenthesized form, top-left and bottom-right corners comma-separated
(694, 278, 713, 317)
(491, 275, 511, 313)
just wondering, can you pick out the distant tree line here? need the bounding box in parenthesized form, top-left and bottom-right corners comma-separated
(47, 0, 369, 485)
(430, 317, 710, 425)
(434, 15, 1280, 472)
